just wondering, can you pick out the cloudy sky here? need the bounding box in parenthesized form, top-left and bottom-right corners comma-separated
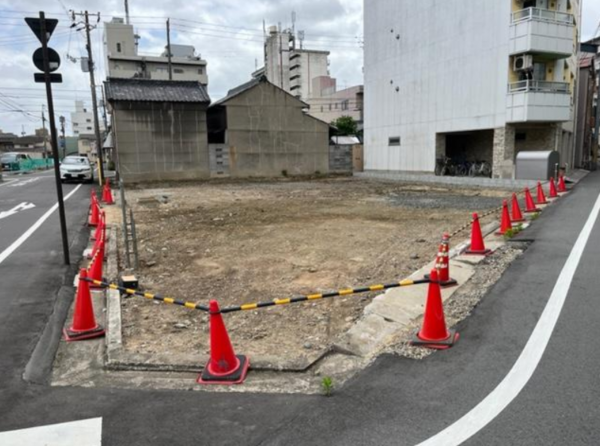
(0, 0, 597, 136)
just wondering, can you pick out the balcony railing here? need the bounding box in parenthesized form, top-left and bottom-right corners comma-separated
(512, 7, 574, 25)
(508, 80, 569, 94)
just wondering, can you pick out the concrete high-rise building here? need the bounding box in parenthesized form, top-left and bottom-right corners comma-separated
(103, 17, 208, 84)
(71, 100, 105, 137)
(262, 26, 334, 101)
(364, 0, 582, 178)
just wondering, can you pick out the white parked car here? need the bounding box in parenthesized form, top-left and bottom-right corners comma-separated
(60, 156, 94, 183)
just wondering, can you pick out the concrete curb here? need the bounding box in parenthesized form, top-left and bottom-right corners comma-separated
(23, 218, 90, 385)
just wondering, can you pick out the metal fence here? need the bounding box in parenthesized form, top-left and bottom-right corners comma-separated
(508, 80, 570, 94)
(18, 158, 54, 171)
(511, 7, 574, 25)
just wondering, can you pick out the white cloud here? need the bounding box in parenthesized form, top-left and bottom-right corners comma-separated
(0, 0, 597, 136)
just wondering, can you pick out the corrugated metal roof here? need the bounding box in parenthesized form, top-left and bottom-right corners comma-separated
(104, 78, 210, 103)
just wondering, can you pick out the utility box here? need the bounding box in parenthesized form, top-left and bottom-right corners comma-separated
(515, 151, 560, 180)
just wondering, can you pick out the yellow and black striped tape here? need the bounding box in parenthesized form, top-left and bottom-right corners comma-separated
(84, 278, 209, 312)
(82, 277, 430, 314)
(219, 278, 429, 313)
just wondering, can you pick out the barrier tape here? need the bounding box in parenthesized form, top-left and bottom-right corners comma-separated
(82, 277, 430, 314)
(82, 277, 210, 312)
(219, 278, 430, 314)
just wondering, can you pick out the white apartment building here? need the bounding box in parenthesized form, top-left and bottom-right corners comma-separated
(104, 18, 208, 84)
(364, 0, 581, 178)
(71, 100, 105, 137)
(262, 26, 334, 101)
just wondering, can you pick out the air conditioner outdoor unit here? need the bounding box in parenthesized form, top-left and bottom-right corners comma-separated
(514, 55, 533, 71)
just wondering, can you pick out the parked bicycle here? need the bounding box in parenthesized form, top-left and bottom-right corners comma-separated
(468, 160, 492, 178)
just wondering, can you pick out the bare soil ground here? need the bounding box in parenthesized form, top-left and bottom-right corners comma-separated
(118, 177, 513, 363)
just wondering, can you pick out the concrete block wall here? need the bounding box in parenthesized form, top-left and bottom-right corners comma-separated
(113, 102, 210, 183)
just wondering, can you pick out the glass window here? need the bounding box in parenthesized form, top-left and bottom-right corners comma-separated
(388, 137, 401, 146)
(174, 68, 184, 74)
(116, 43, 122, 53)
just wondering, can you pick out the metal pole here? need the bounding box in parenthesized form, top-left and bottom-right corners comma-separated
(83, 10, 105, 187)
(166, 18, 172, 81)
(40, 11, 70, 265)
(41, 105, 49, 169)
(130, 208, 139, 269)
(124, 0, 130, 25)
(59, 115, 66, 160)
(119, 180, 131, 268)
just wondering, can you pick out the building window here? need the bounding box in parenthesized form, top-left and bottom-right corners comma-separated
(74, 130, 79, 135)
(86, 119, 91, 123)
(198, 68, 204, 74)
(174, 68, 184, 74)
(116, 43, 122, 53)
(388, 137, 401, 146)
(87, 127, 92, 130)
(73, 123, 78, 127)
(342, 100, 349, 111)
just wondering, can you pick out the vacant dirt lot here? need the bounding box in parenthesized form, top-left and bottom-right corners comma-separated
(118, 177, 512, 364)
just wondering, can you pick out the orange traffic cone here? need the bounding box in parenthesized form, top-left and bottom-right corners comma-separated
(411, 269, 459, 349)
(466, 213, 491, 255)
(548, 178, 558, 199)
(536, 181, 548, 205)
(425, 233, 457, 287)
(88, 240, 105, 288)
(63, 269, 105, 341)
(198, 300, 249, 384)
(496, 200, 512, 235)
(511, 193, 525, 223)
(91, 213, 103, 241)
(89, 195, 99, 227)
(558, 175, 567, 193)
(102, 179, 114, 205)
(524, 188, 539, 213)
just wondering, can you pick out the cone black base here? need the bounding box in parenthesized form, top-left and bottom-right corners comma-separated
(410, 329, 459, 350)
(198, 355, 249, 385)
(465, 248, 492, 256)
(63, 325, 105, 342)
(424, 274, 458, 288)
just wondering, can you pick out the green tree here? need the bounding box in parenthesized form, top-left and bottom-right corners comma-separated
(331, 116, 358, 136)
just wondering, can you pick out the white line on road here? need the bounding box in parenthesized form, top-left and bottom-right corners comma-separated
(416, 191, 600, 446)
(0, 417, 102, 446)
(0, 184, 83, 265)
(0, 202, 36, 220)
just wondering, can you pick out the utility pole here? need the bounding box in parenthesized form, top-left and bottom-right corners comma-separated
(59, 115, 66, 159)
(166, 18, 172, 80)
(72, 10, 105, 186)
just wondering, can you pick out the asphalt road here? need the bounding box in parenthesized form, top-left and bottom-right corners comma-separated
(0, 170, 599, 445)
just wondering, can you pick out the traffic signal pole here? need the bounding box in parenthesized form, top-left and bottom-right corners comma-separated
(39, 11, 70, 265)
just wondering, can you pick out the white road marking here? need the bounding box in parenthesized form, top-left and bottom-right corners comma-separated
(0, 178, 18, 188)
(416, 191, 600, 446)
(7, 177, 43, 187)
(0, 184, 83, 265)
(0, 202, 36, 220)
(0, 417, 102, 446)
